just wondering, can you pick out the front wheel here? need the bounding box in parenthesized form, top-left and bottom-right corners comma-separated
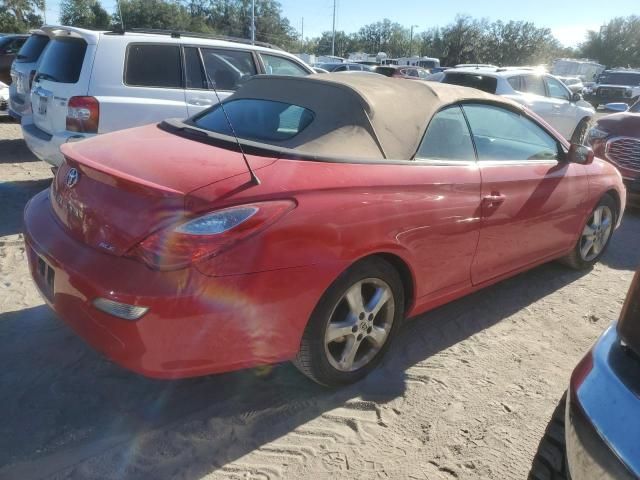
(294, 258, 404, 386)
(561, 195, 617, 270)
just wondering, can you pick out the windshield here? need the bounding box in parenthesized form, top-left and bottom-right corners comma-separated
(598, 72, 640, 86)
(16, 34, 49, 63)
(189, 99, 315, 143)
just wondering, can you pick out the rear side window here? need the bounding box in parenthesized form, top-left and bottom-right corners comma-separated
(375, 67, 395, 77)
(260, 54, 309, 76)
(191, 99, 314, 142)
(125, 44, 182, 88)
(417, 106, 476, 161)
(36, 38, 87, 84)
(507, 76, 522, 91)
(443, 73, 498, 94)
(200, 48, 256, 91)
(522, 75, 546, 96)
(16, 34, 50, 63)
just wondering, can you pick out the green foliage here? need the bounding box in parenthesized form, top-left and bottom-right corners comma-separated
(0, 0, 43, 32)
(60, 0, 111, 29)
(580, 16, 640, 68)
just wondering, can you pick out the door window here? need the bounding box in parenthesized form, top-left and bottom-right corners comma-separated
(200, 48, 256, 91)
(462, 104, 560, 161)
(184, 47, 206, 89)
(545, 76, 571, 101)
(260, 54, 309, 76)
(125, 44, 182, 88)
(333, 65, 348, 72)
(521, 75, 546, 96)
(416, 105, 476, 161)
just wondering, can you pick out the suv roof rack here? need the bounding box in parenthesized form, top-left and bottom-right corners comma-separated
(106, 27, 283, 51)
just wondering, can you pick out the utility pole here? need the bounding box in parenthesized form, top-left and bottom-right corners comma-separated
(301, 17, 304, 51)
(251, 0, 256, 44)
(331, 0, 336, 57)
(43, 0, 46, 24)
(409, 25, 418, 58)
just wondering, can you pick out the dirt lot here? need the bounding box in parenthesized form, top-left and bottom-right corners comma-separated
(1, 117, 639, 480)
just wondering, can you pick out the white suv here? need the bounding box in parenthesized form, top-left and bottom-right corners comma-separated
(22, 26, 314, 166)
(437, 68, 595, 143)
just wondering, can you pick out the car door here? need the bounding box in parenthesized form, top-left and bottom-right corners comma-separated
(184, 46, 258, 116)
(518, 74, 558, 128)
(411, 105, 482, 298)
(0, 37, 25, 84)
(544, 75, 577, 139)
(462, 103, 589, 285)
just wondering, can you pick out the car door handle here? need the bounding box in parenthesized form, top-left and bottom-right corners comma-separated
(187, 98, 215, 106)
(482, 193, 506, 207)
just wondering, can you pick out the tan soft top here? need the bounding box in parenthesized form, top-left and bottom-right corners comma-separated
(227, 73, 517, 160)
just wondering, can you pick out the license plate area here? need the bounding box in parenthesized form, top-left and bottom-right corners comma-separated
(37, 95, 48, 116)
(35, 254, 55, 301)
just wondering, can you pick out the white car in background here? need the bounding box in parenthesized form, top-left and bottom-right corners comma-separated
(22, 26, 314, 167)
(436, 67, 595, 143)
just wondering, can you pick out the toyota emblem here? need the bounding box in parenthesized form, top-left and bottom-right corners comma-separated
(65, 168, 79, 188)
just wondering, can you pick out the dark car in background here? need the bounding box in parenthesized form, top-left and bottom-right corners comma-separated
(315, 62, 373, 72)
(584, 69, 640, 109)
(587, 99, 640, 207)
(0, 34, 28, 84)
(372, 65, 431, 79)
(565, 269, 640, 479)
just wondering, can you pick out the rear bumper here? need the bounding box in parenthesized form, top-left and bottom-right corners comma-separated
(21, 115, 90, 167)
(24, 190, 344, 379)
(566, 325, 640, 479)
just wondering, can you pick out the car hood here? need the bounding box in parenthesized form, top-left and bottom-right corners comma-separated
(595, 112, 640, 137)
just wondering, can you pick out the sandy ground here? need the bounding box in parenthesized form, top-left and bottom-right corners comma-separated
(1, 117, 639, 480)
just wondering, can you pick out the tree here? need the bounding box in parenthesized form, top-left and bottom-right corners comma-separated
(0, 0, 43, 32)
(112, 0, 192, 30)
(580, 16, 640, 68)
(60, 0, 111, 29)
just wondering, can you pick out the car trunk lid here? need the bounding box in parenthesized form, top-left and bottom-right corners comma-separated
(53, 124, 276, 255)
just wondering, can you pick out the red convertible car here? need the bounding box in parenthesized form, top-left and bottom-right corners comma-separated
(24, 74, 626, 386)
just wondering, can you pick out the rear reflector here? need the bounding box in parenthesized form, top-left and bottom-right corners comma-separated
(93, 298, 148, 321)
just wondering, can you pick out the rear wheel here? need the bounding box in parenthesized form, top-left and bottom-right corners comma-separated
(529, 393, 569, 480)
(561, 194, 617, 270)
(570, 118, 591, 145)
(294, 258, 404, 386)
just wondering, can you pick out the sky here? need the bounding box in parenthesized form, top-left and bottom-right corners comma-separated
(44, 0, 639, 47)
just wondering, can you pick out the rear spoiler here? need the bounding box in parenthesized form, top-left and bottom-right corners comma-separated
(41, 25, 102, 44)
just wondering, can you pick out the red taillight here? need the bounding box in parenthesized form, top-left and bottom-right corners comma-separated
(131, 200, 296, 270)
(570, 350, 594, 392)
(66, 96, 99, 133)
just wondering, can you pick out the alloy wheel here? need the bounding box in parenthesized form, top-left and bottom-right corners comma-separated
(580, 205, 613, 262)
(324, 278, 395, 372)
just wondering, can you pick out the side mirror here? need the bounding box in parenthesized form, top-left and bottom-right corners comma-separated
(567, 143, 594, 165)
(571, 92, 582, 103)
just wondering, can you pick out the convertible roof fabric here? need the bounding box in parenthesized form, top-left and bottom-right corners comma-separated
(228, 73, 514, 160)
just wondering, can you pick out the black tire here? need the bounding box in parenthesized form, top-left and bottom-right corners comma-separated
(294, 257, 405, 387)
(529, 393, 569, 480)
(570, 117, 591, 145)
(561, 194, 617, 270)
